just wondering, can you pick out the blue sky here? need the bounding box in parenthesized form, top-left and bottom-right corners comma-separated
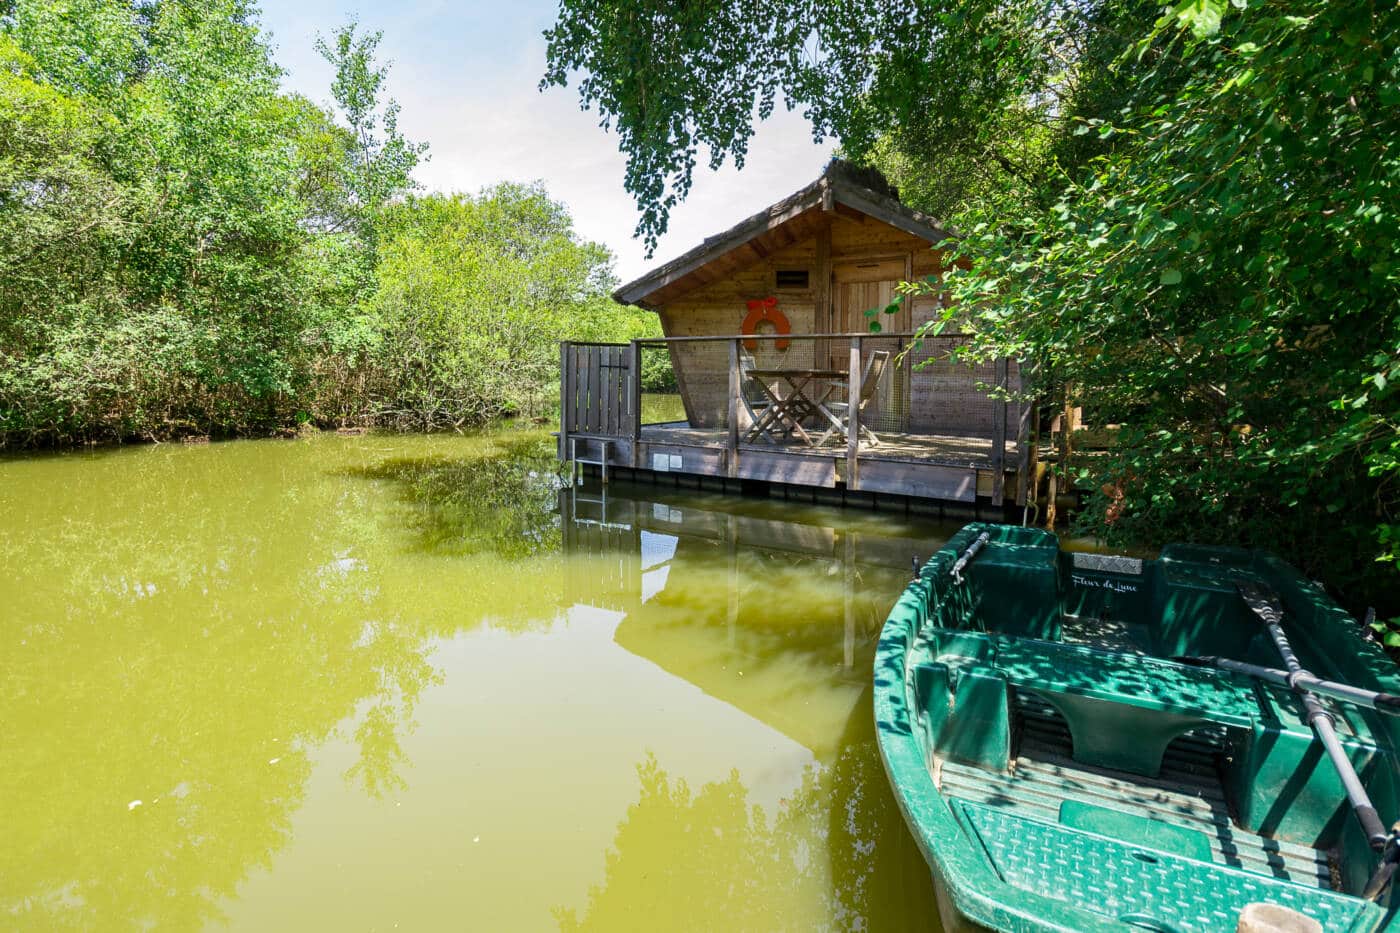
(256, 1, 833, 284)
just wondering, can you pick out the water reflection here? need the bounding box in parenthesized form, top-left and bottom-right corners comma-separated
(2, 432, 950, 930)
(557, 482, 945, 929)
(0, 430, 562, 930)
(343, 433, 564, 559)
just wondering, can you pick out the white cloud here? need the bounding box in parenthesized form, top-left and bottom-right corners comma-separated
(260, 2, 833, 286)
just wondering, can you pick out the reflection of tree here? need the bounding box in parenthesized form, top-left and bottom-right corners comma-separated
(346, 432, 565, 559)
(341, 620, 442, 799)
(559, 488, 945, 929)
(0, 428, 566, 929)
(556, 693, 939, 931)
(554, 754, 822, 930)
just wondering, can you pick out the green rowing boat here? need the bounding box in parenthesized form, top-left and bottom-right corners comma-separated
(875, 523, 1400, 932)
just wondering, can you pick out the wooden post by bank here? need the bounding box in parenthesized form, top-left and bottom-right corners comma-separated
(847, 337, 862, 491)
(991, 357, 1008, 506)
(627, 340, 642, 467)
(559, 341, 572, 462)
(727, 337, 741, 478)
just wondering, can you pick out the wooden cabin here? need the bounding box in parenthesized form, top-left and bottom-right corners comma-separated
(559, 162, 1036, 509)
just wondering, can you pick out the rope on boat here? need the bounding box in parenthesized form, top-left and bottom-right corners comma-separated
(1237, 581, 1399, 895)
(950, 531, 991, 584)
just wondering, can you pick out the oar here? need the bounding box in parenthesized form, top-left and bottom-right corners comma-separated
(1236, 581, 1392, 855)
(1174, 655, 1400, 718)
(949, 530, 991, 584)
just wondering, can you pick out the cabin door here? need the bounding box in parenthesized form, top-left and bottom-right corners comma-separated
(830, 259, 910, 433)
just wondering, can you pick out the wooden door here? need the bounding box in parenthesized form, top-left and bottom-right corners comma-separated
(831, 259, 910, 432)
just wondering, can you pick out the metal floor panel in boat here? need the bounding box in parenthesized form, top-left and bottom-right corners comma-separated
(936, 694, 1337, 889)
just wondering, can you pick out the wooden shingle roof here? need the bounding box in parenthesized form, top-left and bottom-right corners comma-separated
(614, 163, 953, 309)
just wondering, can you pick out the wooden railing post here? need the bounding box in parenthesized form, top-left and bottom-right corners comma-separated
(847, 337, 861, 491)
(727, 337, 740, 478)
(991, 357, 1008, 506)
(559, 341, 572, 461)
(1015, 359, 1033, 509)
(628, 339, 642, 467)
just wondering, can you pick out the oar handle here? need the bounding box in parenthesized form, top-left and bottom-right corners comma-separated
(1183, 655, 1400, 718)
(950, 531, 991, 584)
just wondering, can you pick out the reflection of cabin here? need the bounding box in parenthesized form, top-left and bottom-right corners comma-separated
(559, 482, 934, 755)
(559, 162, 1037, 509)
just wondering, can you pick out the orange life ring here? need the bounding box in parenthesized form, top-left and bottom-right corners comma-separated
(741, 297, 791, 351)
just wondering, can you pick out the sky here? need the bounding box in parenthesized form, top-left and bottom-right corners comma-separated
(256, 1, 834, 285)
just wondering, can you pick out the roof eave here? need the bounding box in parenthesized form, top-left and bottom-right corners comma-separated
(612, 179, 826, 307)
(613, 174, 957, 308)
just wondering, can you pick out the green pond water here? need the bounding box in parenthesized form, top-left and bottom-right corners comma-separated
(2, 426, 958, 930)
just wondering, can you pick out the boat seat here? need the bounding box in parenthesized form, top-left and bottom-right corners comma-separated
(922, 627, 1395, 848)
(986, 635, 1259, 777)
(954, 800, 1369, 933)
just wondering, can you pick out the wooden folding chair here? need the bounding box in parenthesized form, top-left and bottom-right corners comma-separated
(738, 349, 781, 443)
(818, 350, 890, 447)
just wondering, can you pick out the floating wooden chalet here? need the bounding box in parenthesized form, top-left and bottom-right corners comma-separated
(559, 162, 1037, 509)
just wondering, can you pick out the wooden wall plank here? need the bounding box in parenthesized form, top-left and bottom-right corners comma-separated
(858, 461, 977, 502)
(609, 345, 619, 434)
(591, 346, 604, 432)
(572, 344, 584, 433)
(585, 346, 599, 432)
(735, 452, 838, 487)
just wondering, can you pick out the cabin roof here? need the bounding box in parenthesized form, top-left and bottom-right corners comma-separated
(613, 163, 954, 309)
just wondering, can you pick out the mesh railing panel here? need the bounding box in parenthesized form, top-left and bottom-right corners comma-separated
(605, 333, 1021, 447)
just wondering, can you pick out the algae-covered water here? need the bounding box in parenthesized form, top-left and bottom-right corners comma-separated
(2, 427, 953, 930)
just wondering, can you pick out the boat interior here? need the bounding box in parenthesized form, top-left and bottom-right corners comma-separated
(887, 524, 1400, 929)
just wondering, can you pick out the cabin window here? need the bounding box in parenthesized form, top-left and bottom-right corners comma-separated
(775, 269, 809, 290)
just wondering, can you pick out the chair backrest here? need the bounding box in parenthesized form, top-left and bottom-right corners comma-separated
(857, 350, 891, 406)
(737, 347, 769, 406)
(738, 346, 757, 374)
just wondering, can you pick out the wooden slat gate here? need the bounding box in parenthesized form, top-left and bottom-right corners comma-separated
(559, 342, 636, 463)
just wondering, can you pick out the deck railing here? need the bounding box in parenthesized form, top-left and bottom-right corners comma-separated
(559, 333, 1034, 506)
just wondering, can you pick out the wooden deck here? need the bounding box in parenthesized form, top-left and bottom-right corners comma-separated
(559, 336, 1039, 507)
(567, 419, 1028, 505)
(639, 422, 1015, 469)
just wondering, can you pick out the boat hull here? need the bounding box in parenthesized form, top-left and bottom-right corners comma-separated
(874, 523, 1399, 933)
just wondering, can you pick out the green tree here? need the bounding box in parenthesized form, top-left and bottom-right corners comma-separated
(365, 184, 637, 429)
(1, 0, 325, 442)
(542, 0, 1157, 250)
(933, 0, 1399, 611)
(0, 2, 657, 447)
(313, 21, 426, 238)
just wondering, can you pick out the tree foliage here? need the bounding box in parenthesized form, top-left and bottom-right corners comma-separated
(365, 184, 645, 429)
(934, 0, 1400, 610)
(543, 0, 1157, 249)
(313, 21, 426, 239)
(1, 0, 319, 442)
(0, 2, 655, 445)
